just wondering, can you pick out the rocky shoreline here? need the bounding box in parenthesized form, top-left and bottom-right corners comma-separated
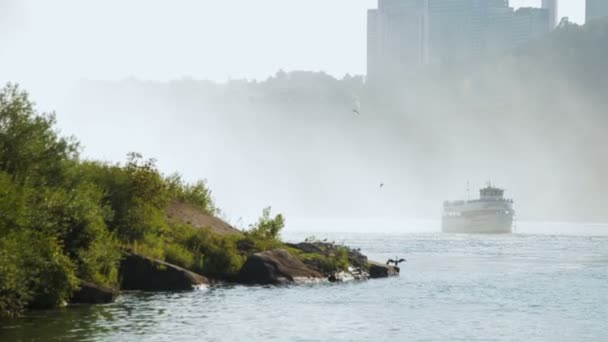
(72, 243, 399, 305)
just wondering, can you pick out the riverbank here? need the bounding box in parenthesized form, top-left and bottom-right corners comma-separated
(3, 231, 606, 341)
(73, 237, 400, 305)
(0, 84, 397, 318)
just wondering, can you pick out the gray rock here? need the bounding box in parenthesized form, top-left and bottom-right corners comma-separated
(368, 262, 400, 278)
(120, 253, 208, 291)
(71, 282, 119, 304)
(238, 249, 324, 285)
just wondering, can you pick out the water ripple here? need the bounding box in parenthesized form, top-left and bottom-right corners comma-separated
(1, 232, 607, 341)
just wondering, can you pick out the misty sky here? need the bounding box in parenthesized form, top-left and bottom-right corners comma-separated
(0, 0, 602, 226)
(1, 0, 586, 84)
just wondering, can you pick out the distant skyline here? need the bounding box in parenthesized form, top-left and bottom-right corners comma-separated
(0, 0, 586, 84)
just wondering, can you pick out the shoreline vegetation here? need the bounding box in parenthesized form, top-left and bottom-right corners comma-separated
(0, 85, 397, 319)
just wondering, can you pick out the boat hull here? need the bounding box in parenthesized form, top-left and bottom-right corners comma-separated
(442, 210, 513, 234)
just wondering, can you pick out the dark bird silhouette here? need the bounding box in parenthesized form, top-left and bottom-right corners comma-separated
(380, 182, 384, 188)
(386, 258, 406, 266)
(352, 108, 360, 115)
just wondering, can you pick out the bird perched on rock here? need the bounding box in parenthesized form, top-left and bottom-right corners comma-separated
(386, 257, 406, 266)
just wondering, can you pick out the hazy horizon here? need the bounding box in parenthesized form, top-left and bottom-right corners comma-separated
(1, 0, 604, 228)
(1, 0, 586, 84)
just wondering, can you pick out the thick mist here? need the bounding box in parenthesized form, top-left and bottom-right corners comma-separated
(63, 33, 608, 225)
(0, 0, 601, 227)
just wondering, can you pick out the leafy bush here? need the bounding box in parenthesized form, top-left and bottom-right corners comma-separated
(0, 230, 79, 317)
(166, 174, 217, 215)
(296, 246, 351, 274)
(246, 207, 285, 240)
(0, 84, 78, 186)
(164, 243, 195, 270)
(0, 85, 115, 317)
(185, 228, 245, 278)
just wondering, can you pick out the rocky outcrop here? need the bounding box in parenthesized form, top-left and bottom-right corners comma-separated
(287, 242, 369, 271)
(71, 282, 119, 304)
(120, 253, 208, 291)
(368, 262, 400, 278)
(285, 242, 400, 282)
(238, 249, 324, 285)
(286, 243, 368, 268)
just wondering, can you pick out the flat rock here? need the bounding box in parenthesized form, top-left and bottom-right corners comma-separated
(238, 249, 324, 285)
(368, 262, 400, 278)
(71, 282, 119, 304)
(120, 253, 209, 291)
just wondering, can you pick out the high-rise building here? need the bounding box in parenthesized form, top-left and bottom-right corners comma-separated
(510, 8, 551, 46)
(367, 0, 553, 81)
(586, 0, 608, 22)
(367, 0, 429, 81)
(426, 0, 478, 64)
(542, 0, 558, 29)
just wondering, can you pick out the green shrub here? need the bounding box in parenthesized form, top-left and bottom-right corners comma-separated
(186, 229, 245, 278)
(164, 243, 195, 269)
(296, 246, 351, 274)
(77, 154, 170, 245)
(0, 86, 111, 316)
(76, 231, 121, 288)
(166, 174, 217, 215)
(0, 84, 78, 186)
(241, 207, 286, 253)
(246, 207, 285, 240)
(0, 230, 78, 317)
(0, 170, 30, 231)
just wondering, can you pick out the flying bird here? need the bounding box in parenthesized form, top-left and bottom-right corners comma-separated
(380, 182, 385, 188)
(386, 258, 407, 266)
(352, 95, 361, 115)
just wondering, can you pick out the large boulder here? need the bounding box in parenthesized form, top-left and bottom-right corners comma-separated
(238, 249, 324, 285)
(120, 253, 208, 291)
(71, 282, 119, 304)
(368, 262, 400, 278)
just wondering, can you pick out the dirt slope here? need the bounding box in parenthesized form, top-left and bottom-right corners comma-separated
(166, 201, 241, 236)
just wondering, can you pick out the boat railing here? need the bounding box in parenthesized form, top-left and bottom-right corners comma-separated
(444, 198, 513, 207)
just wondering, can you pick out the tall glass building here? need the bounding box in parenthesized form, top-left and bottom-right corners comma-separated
(542, 0, 558, 29)
(367, 0, 554, 81)
(586, 0, 608, 22)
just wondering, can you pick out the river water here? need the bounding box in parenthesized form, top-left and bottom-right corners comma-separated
(1, 224, 607, 341)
